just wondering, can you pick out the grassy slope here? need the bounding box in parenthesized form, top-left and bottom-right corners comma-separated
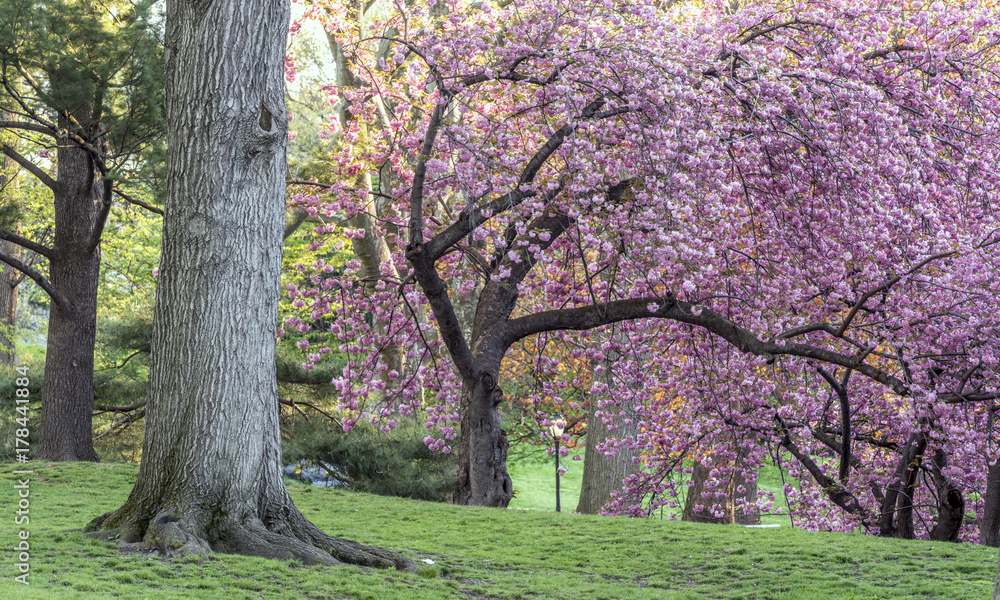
(1, 461, 997, 600)
(509, 458, 792, 526)
(508, 458, 584, 512)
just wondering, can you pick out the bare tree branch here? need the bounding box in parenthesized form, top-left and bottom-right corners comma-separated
(94, 399, 147, 414)
(505, 295, 912, 396)
(93, 409, 145, 441)
(113, 187, 163, 216)
(0, 227, 54, 259)
(0, 247, 71, 314)
(0, 120, 57, 137)
(0, 143, 57, 191)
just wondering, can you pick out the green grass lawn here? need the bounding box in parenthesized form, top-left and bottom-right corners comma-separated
(1, 461, 997, 600)
(508, 457, 791, 525)
(508, 457, 584, 512)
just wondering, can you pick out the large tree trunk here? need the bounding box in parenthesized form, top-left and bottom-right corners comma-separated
(453, 376, 513, 507)
(576, 400, 640, 514)
(452, 284, 514, 507)
(35, 111, 103, 462)
(86, 0, 412, 568)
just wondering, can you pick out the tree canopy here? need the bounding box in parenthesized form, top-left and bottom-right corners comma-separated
(285, 0, 1000, 542)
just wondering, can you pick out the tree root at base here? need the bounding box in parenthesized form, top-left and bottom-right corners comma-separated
(85, 510, 416, 571)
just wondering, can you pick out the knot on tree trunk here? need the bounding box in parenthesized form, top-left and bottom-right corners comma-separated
(404, 242, 423, 261)
(481, 371, 496, 391)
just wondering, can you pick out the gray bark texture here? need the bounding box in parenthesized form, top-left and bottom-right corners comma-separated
(574, 325, 639, 515)
(575, 400, 639, 514)
(86, 0, 412, 569)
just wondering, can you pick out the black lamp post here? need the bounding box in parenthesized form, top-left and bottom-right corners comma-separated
(549, 419, 565, 512)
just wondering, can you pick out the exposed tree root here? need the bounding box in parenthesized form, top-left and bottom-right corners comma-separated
(85, 506, 416, 570)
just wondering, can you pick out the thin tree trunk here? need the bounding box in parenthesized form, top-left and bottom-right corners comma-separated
(878, 431, 927, 539)
(0, 240, 18, 365)
(86, 0, 412, 567)
(35, 111, 103, 462)
(982, 457, 1000, 546)
(682, 457, 760, 525)
(0, 120, 19, 365)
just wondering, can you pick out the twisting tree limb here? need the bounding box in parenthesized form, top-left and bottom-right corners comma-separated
(0, 144, 57, 191)
(0, 120, 57, 136)
(113, 187, 163, 216)
(0, 227, 54, 259)
(0, 248, 70, 315)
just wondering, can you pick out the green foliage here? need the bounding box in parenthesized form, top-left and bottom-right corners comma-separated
(282, 419, 457, 503)
(1, 461, 997, 600)
(0, 0, 165, 178)
(0, 353, 43, 459)
(98, 203, 161, 314)
(0, 200, 19, 229)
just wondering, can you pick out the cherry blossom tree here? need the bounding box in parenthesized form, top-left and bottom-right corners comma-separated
(288, 0, 1000, 563)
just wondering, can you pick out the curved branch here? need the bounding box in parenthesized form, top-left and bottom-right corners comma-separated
(505, 296, 910, 396)
(113, 188, 163, 216)
(406, 242, 479, 381)
(0, 228, 54, 259)
(0, 144, 57, 191)
(0, 120, 58, 137)
(817, 366, 852, 484)
(780, 426, 872, 524)
(0, 248, 71, 315)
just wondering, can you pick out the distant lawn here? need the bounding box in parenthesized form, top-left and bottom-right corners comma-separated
(509, 455, 792, 525)
(1, 461, 997, 600)
(508, 457, 584, 512)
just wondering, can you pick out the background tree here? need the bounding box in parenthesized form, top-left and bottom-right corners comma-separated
(87, 0, 411, 568)
(0, 106, 20, 364)
(0, 0, 164, 460)
(287, 0, 1000, 543)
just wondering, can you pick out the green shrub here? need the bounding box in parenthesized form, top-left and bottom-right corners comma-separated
(281, 418, 457, 502)
(0, 352, 44, 460)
